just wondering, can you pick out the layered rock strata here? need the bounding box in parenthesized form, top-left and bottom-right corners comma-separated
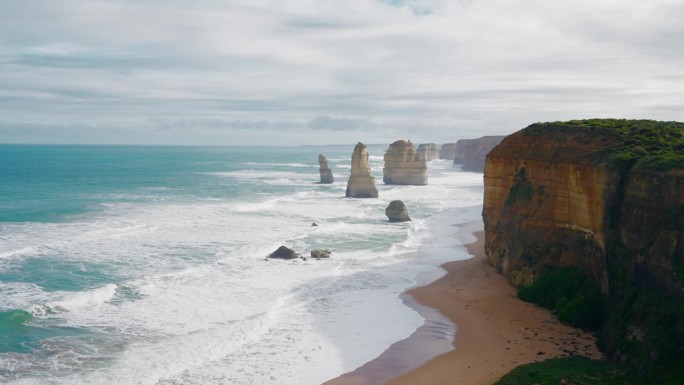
(483, 119, 684, 372)
(383, 140, 428, 185)
(452, 136, 505, 172)
(345, 142, 379, 198)
(417, 143, 439, 161)
(318, 154, 334, 184)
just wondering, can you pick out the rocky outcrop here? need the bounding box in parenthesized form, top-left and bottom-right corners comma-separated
(345, 142, 379, 198)
(268, 246, 299, 260)
(452, 136, 505, 172)
(311, 249, 332, 258)
(385, 200, 411, 222)
(439, 143, 458, 160)
(416, 143, 439, 161)
(382, 140, 428, 185)
(483, 119, 684, 374)
(318, 154, 334, 184)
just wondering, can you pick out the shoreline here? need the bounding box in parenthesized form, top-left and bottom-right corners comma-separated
(325, 225, 603, 385)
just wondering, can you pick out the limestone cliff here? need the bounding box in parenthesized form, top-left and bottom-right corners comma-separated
(452, 136, 505, 172)
(383, 140, 428, 185)
(439, 143, 458, 160)
(416, 143, 438, 161)
(318, 154, 334, 184)
(345, 142, 379, 198)
(483, 119, 684, 374)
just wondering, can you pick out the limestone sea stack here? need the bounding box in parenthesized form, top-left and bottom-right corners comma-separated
(345, 142, 379, 198)
(417, 143, 439, 161)
(318, 154, 334, 184)
(383, 140, 428, 185)
(385, 200, 411, 222)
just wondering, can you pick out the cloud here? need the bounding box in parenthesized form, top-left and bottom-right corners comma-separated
(306, 115, 381, 131)
(0, 0, 682, 145)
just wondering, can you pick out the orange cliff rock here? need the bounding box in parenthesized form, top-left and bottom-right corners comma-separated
(482, 119, 684, 373)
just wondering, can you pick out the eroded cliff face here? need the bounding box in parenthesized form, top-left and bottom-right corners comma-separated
(453, 136, 505, 172)
(483, 130, 621, 286)
(483, 120, 684, 372)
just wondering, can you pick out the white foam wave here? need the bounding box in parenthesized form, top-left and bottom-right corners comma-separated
(30, 284, 117, 315)
(1, 158, 486, 385)
(0, 246, 35, 259)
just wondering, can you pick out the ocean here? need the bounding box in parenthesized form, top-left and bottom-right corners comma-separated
(0, 144, 484, 385)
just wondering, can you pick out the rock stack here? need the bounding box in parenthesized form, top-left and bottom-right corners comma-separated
(345, 142, 379, 198)
(383, 140, 428, 185)
(385, 200, 411, 222)
(318, 154, 334, 184)
(417, 143, 439, 161)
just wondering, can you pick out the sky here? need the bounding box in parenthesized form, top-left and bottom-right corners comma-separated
(1, 0, 683, 145)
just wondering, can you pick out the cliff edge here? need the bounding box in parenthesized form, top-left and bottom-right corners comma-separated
(483, 119, 684, 377)
(452, 135, 505, 172)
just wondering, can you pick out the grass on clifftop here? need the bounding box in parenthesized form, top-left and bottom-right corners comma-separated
(523, 119, 684, 171)
(493, 356, 651, 385)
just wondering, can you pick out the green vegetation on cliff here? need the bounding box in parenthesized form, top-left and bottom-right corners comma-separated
(493, 356, 649, 385)
(489, 118, 684, 384)
(518, 267, 604, 330)
(524, 119, 684, 171)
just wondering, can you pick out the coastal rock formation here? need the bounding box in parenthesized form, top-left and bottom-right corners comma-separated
(345, 142, 379, 198)
(310, 249, 332, 258)
(385, 200, 411, 222)
(318, 154, 334, 184)
(452, 136, 506, 172)
(417, 143, 439, 161)
(439, 143, 458, 160)
(268, 245, 299, 260)
(383, 140, 428, 185)
(483, 119, 684, 373)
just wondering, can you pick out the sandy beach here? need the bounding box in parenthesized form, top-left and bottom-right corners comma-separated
(325, 227, 603, 385)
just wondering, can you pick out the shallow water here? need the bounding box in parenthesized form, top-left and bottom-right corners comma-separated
(0, 145, 483, 384)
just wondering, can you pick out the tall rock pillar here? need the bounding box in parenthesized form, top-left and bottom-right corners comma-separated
(345, 142, 379, 198)
(318, 154, 334, 184)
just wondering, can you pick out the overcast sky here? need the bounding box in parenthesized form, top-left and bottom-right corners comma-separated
(1, 0, 682, 145)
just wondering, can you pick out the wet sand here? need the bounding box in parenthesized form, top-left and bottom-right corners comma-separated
(324, 228, 603, 385)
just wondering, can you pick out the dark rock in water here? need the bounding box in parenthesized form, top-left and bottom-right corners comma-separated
(310, 249, 332, 258)
(268, 245, 299, 260)
(311, 222, 318, 227)
(318, 154, 334, 184)
(386, 200, 411, 222)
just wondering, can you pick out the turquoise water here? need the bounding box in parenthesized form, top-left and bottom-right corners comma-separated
(0, 145, 356, 223)
(0, 144, 483, 384)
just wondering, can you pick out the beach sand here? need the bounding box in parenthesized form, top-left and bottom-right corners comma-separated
(325, 227, 603, 385)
